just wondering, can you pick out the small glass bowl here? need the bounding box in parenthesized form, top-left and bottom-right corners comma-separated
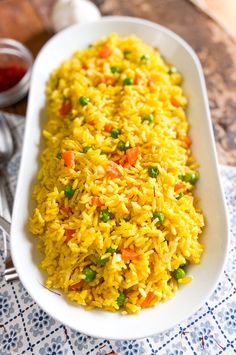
(0, 39, 33, 108)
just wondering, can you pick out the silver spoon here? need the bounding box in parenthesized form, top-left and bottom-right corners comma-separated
(0, 114, 18, 281)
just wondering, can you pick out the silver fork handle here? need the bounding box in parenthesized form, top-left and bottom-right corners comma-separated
(0, 175, 11, 260)
(0, 215, 18, 281)
(0, 175, 18, 281)
(0, 215, 11, 234)
(0, 175, 11, 222)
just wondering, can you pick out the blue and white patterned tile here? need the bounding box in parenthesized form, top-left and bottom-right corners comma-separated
(16, 281, 34, 307)
(67, 327, 97, 354)
(178, 304, 210, 333)
(146, 325, 180, 353)
(222, 344, 236, 355)
(113, 339, 146, 354)
(0, 322, 25, 355)
(90, 339, 116, 355)
(229, 232, 236, 252)
(24, 304, 57, 343)
(207, 272, 235, 309)
(230, 338, 236, 353)
(0, 283, 20, 323)
(222, 168, 236, 252)
(225, 252, 236, 287)
(157, 338, 194, 355)
(33, 333, 72, 355)
(212, 295, 236, 342)
(187, 318, 228, 355)
(0, 288, 16, 323)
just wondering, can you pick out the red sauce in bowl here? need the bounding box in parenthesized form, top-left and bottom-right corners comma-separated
(0, 63, 27, 92)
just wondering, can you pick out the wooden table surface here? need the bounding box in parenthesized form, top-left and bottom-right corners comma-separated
(1, 0, 236, 166)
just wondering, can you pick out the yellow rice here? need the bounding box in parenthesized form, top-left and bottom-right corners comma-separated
(29, 33, 204, 314)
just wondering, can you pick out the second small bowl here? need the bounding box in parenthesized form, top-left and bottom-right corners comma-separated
(0, 38, 33, 108)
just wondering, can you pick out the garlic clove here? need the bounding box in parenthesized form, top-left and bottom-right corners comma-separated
(51, 0, 101, 33)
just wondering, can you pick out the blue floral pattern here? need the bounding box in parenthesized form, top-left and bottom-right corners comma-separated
(218, 302, 236, 335)
(226, 253, 236, 283)
(27, 307, 55, 336)
(17, 282, 33, 305)
(70, 330, 95, 351)
(39, 336, 67, 355)
(0, 290, 14, 320)
(209, 282, 224, 302)
(115, 340, 145, 354)
(151, 327, 176, 345)
(191, 321, 215, 349)
(0, 113, 236, 354)
(164, 342, 187, 355)
(0, 323, 23, 354)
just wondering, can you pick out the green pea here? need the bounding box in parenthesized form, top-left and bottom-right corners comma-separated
(123, 78, 133, 86)
(88, 44, 93, 48)
(96, 255, 108, 266)
(51, 77, 59, 89)
(124, 50, 131, 59)
(153, 212, 165, 224)
(83, 146, 93, 153)
(64, 185, 75, 199)
(117, 292, 126, 307)
(56, 152, 62, 160)
(140, 54, 149, 62)
(173, 267, 186, 280)
(176, 192, 184, 200)
(148, 166, 159, 178)
(106, 247, 116, 255)
(117, 140, 127, 151)
(100, 151, 108, 155)
(143, 114, 154, 123)
(99, 208, 111, 222)
(79, 96, 89, 106)
(111, 66, 120, 74)
(168, 66, 177, 74)
(182, 172, 198, 185)
(110, 128, 121, 139)
(83, 267, 96, 282)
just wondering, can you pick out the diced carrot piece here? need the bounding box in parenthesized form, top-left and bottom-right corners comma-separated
(107, 161, 120, 178)
(60, 100, 72, 116)
(82, 63, 88, 70)
(65, 229, 75, 242)
(123, 162, 131, 169)
(88, 120, 95, 126)
(69, 281, 82, 291)
(141, 292, 153, 308)
(62, 151, 74, 168)
(121, 248, 139, 261)
(148, 78, 155, 92)
(183, 135, 192, 148)
(91, 196, 103, 207)
(61, 207, 73, 215)
(134, 74, 141, 85)
(174, 182, 185, 192)
(171, 97, 180, 107)
(97, 62, 104, 70)
(125, 147, 140, 166)
(104, 124, 113, 133)
(99, 45, 112, 58)
(101, 75, 116, 85)
(106, 76, 116, 85)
